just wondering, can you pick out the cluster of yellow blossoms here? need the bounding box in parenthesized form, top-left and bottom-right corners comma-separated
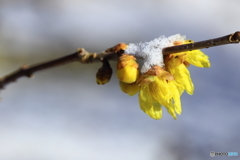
(97, 37, 210, 120)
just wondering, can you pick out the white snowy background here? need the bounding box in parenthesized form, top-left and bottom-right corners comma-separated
(0, 0, 239, 160)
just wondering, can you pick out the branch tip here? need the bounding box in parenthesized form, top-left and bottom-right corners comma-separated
(230, 31, 240, 43)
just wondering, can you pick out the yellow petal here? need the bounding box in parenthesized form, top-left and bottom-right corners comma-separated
(167, 57, 194, 95)
(165, 104, 177, 119)
(119, 81, 140, 96)
(139, 85, 162, 120)
(185, 50, 210, 68)
(149, 77, 172, 103)
(168, 81, 182, 115)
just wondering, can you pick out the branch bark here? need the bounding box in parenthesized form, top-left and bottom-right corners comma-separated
(0, 48, 117, 89)
(162, 31, 240, 54)
(0, 31, 239, 89)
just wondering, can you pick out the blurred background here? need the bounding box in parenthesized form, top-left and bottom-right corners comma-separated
(0, 0, 239, 160)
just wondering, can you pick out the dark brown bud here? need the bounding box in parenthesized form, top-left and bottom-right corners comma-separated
(96, 60, 112, 85)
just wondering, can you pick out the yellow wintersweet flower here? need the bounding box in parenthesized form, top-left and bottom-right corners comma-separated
(173, 40, 211, 68)
(165, 54, 194, 95)
(136, 66, 181, 119)
(116, 54, 140, 83)
(165, 40, 211, 95)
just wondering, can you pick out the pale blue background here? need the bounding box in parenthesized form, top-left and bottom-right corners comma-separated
(0, 0, 239, 160)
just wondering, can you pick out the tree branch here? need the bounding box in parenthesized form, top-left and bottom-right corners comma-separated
(0, 31, 239, 89)
(0, 48, 117, 89)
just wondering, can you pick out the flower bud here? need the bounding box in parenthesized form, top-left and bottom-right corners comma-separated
(96, 60, 112, 85)
(116, 54, 140, 83)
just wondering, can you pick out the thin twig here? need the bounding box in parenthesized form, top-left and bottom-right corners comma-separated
(0, 31, 239, 89)
(162, 31, 240, 55)
(0, 48, 117, 89)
